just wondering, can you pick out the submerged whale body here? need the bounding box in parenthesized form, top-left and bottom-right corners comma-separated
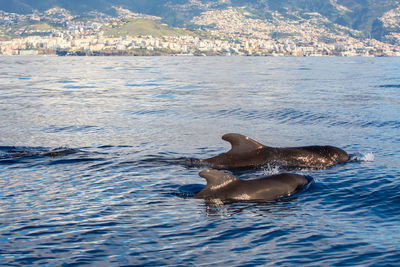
(0, 146, 78, 159)
(202, 133, 349, 170)
(195, 169, 308, 203)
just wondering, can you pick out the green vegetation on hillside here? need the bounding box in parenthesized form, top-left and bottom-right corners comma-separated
(4, 22, 62, 38)
(105, 19, 196, 37)
(27, 22, 58, 32)
(0, 27, 11, 41)
(237, 8, 258, 19)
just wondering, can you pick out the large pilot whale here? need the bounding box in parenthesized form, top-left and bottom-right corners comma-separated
(195, 169, 308, 203)
(201, 133, 349, 170)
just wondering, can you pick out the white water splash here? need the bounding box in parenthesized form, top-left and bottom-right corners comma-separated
(351, 152, 375, 162)
(262, 163, 282, 175)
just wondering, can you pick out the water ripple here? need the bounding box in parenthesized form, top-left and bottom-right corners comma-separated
(0, 57, 399, 266)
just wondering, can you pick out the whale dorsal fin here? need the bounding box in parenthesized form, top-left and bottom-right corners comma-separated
(222, 133, 264, 155)
(199, 169, 238, 191)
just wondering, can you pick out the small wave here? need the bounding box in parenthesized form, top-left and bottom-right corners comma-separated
(170, 184, 205, 198)
(115, 155, 198, 170)
(0, 146, 79, 161)
(350, 152, 375, 162)
(63, 85, 98, 89)
(45, 125, 102, 133)
(56, 80, 77, 84)
(46, 157, 104, 165)
(379, 84, 400, 88)
(125, 83, 161, 87)
(265, 108, 332, 126)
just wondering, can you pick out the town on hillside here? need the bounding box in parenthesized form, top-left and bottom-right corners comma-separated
(1, 7, 400, 56)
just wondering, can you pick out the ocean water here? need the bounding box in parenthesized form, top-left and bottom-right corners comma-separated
(0, 56, 399, 266)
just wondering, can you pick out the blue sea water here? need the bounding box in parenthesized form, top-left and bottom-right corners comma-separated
(0, 56, 399, 266)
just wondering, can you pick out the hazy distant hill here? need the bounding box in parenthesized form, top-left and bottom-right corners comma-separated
(1, 0, 400, 39)
(1, 0, 175, 15)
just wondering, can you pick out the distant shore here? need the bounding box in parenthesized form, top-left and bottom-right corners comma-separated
(1, 51, 396, 57)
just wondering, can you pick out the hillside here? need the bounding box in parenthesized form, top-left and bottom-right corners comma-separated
(191, 7, 365, 45)
(104, 19, 196, 38)
(1, 0, 400, 38)
(1, 1, 400, 56)
(1, 20, 61, 38)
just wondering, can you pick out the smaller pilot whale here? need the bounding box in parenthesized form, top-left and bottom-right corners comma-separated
(195, 169, 308, 203)
(202, 133, 349, 170)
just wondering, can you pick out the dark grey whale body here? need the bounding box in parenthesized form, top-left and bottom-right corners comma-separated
(202, 133, 349, 170)
(195, 169, 308, 203)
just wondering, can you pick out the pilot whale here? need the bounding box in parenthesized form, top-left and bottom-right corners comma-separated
(195, 169, 308, 203)
(202, 133, 349, 170)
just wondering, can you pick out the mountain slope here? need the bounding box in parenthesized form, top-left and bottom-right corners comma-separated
(1, 0, 400, 37)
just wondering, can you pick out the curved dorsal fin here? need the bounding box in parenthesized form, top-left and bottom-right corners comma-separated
(199, 169, 238, 191)
(222, 133, 264, 155)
